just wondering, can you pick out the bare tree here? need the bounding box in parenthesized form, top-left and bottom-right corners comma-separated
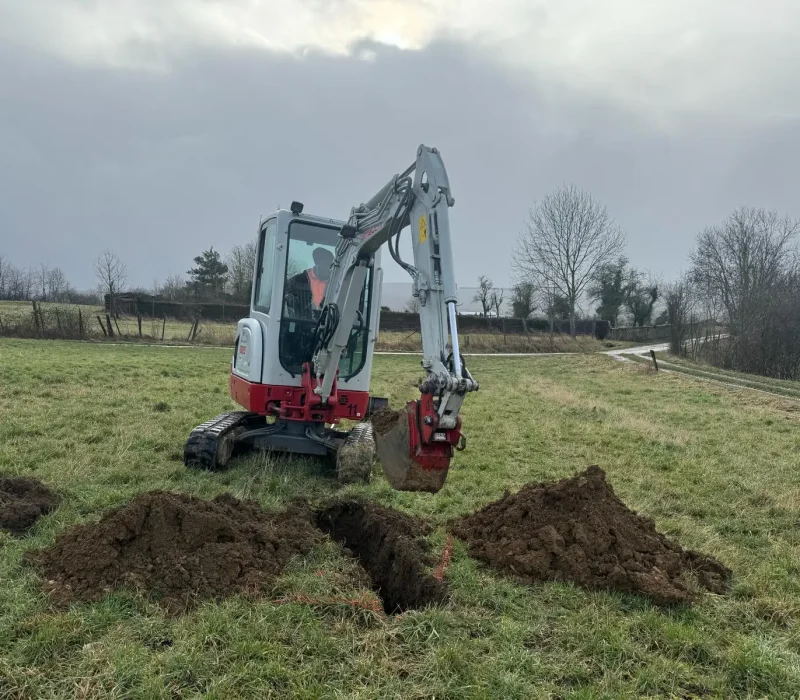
(47, 267, 67, 302)
(94, 250, 128, 311)
(690, 206, 800, 376)
(20, 266, 34, 301)
(2, 263, 30, 300)
(0, 255, 7, 299)
(160, 274, 187, 301)
(691, 206, 797, 335)
(404, 296, 421, 313)
(226, 242, 257, 302)
(472, 275, 494, 316)
(664, 275, 693, 355)
(514, 184, 626, 335)
(36, 263, 50, 301)
(490, 287, 505, 318)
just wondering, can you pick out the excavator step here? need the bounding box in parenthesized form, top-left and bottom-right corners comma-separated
(184, 411, 262, 471)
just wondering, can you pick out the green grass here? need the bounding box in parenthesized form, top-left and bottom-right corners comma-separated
(2, 338, 800, 698)
(650, 352, 800, 397)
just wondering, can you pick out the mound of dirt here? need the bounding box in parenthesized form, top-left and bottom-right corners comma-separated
(452, 466, 732, 605)
(315, 501, 447, 613)
(0, 476, 60, 535)
(25, 491, 321, 612)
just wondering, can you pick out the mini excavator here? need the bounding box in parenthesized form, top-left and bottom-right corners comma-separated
(184, 145, 479, 492)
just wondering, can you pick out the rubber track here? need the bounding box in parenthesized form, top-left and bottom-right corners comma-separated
(345, 422, 375, 448)
(183, 411, 258, 471)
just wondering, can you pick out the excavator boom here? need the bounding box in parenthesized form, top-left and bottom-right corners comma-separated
(308, 145, 479, 491)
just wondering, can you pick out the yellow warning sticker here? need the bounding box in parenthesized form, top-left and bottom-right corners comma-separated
(418, 215, 427, 244)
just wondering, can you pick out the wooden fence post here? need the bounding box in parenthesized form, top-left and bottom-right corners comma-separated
(106, 313, 115, 337)
(97, 316, 108, 336)
(32, 300, 40, 333)
(137, 313, 142, 338)
(78, 308, 84, 337)
(161, 315, 166, 341)
(55, 309, 62, 335)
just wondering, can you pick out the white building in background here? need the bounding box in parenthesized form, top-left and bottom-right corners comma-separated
(381, 282, 512, 316)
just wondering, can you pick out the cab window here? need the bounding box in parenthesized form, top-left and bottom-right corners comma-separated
(279, 220, 371, 380)
(253, 219, 277, 314)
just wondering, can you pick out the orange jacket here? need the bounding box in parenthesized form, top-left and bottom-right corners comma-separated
(307, 267, 326, 308)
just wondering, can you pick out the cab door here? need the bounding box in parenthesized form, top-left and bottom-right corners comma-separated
(231, 216, 281, 383)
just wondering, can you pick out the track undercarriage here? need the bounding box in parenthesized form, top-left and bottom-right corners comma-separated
(183, 411, 377, 484)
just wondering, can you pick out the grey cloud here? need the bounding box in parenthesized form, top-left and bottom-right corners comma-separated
(1, 38, 799, 294)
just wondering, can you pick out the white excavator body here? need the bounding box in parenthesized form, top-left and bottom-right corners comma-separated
(184, 145, 479, 492)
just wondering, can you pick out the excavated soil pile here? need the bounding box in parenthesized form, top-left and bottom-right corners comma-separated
(0, 476, 60, 535)
(316, 500, 447, 613)
(25, 491, 321, 612)
(452, 466, 732, 605)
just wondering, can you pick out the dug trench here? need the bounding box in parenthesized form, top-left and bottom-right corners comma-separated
(315, 501, 448, 613)
(0, 476, 60, 535)
(25, 491, 447, 614)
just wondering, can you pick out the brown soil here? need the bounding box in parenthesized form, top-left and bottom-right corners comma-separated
(0, 476, 60, 535)
(370, 407, 403, 435)
(452, 466, 732, 605)
(25, 491, 322, 612)
(315, 500, 447, 613)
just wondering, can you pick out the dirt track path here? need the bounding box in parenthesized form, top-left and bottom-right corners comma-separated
(605, 343, 800, 401)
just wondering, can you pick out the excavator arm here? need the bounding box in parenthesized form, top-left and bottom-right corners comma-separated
(307, 145, 479, 492)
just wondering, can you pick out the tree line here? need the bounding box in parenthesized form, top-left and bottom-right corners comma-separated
(3, 188, 799, 380)
(465, 184, 799, 379)
(0, 242, 257, 307)
(672, 206, 800, 379)
(466, 184, 661, 334)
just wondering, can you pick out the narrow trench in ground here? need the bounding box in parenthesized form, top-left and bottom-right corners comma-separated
(314, 501, 447, 614)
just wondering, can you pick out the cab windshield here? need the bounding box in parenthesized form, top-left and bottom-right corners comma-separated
(279, 220, 371, 380)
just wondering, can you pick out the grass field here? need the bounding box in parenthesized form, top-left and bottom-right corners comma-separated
(1, 338, 800, 698)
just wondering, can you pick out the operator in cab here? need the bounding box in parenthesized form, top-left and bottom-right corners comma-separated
(284, 247, 334, 320)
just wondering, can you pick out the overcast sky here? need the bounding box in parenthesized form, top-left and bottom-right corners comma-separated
(1, 0, 799, 292)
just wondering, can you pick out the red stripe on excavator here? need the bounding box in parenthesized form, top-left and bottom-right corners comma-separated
(230, 373, 370, 422)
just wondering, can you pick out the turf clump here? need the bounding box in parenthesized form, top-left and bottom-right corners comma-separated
(26, 490, 321, 612)
(0, 476, 60, 535)
(452, 465, 732, 605)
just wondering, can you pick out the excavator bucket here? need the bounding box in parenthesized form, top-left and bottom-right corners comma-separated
(371, 403, 452, 493)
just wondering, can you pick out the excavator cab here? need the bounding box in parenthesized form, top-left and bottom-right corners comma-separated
(183, 207, 389, 483)
(184, 146, 478, 492)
